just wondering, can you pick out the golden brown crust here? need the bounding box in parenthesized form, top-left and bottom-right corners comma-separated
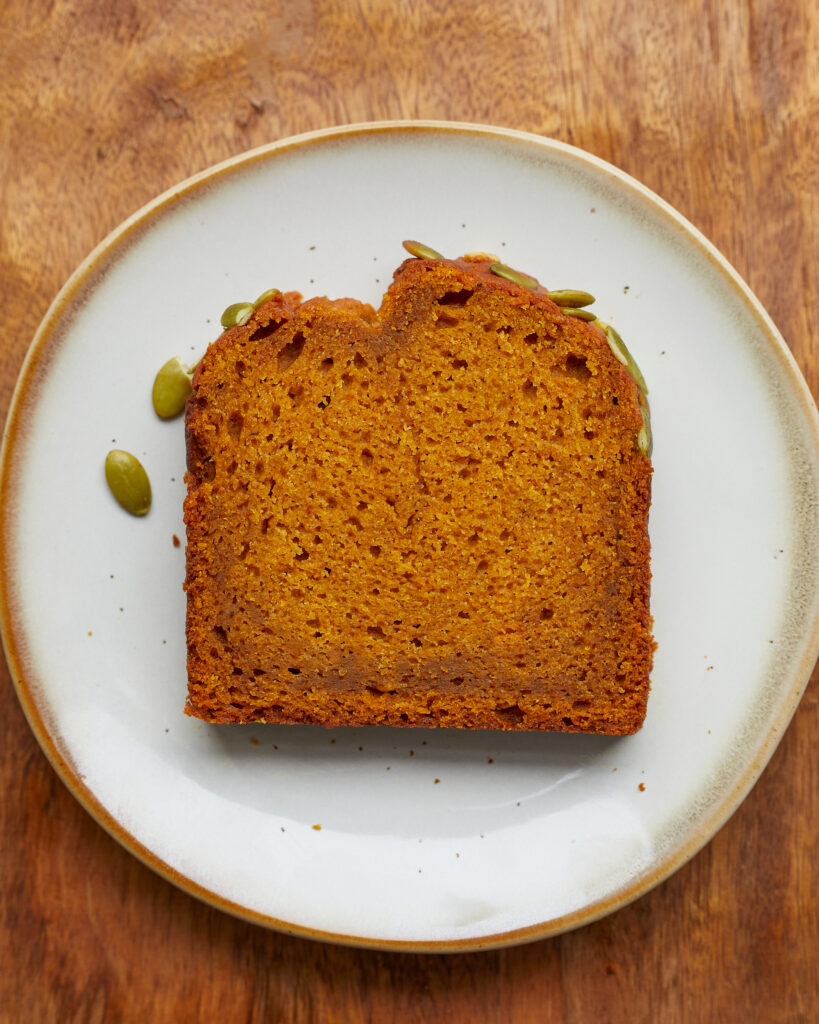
(184, 255, 653, 733)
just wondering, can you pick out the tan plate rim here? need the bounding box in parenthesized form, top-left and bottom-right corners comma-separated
(1, 120, 818, 953)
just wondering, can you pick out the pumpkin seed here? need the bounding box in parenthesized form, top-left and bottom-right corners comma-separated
(105, 450, 152, 516)
(220, 301, 255, 329)
(600, 323, 628, 364)
(152, 356, 194, 419)
(254, 288, 281, 308)
(547, 289, 596, 307)
(562, 307, 596, 321)
(402, 240, 444, 260)
(489, 262, 539, 290)
(463, 250, 499, 262)
(636, 424, 650, 456)
(638, 392, 653, 457)
(597, 320, 649, 395)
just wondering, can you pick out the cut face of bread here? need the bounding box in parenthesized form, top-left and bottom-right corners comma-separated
(184, 253, 653, 733)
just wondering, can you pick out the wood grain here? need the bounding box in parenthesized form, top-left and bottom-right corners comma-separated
(1, 1, 817, 1021)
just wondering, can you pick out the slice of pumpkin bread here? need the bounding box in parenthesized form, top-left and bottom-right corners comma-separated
(184, 248, 653, 732)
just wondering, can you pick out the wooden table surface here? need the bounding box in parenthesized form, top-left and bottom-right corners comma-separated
(1, 1, 817, 1021)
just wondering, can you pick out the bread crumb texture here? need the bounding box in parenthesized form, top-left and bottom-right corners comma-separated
(184, 255, 653, 733)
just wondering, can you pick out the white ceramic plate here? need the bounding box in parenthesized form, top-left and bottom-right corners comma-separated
(2, 122, 818, 951)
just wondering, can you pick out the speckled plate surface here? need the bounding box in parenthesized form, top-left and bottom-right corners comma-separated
(2, 122, 818, 951)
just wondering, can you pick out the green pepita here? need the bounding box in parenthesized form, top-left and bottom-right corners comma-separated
(597, 320, 649, 395)
(105, 450, 152, 516)
(254, 288, 281, 309)
(546, 289, 596, 307)
(601, 324, 628, 364)
(636, 424, 650, 456)
(489, 262, 539, 290)
(637, 392, 653, 457)
(562, 307, 597, 321)
(402, 240, 444, 260)
(152, 356, 194, 419)
(220, 301, 255, 329)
